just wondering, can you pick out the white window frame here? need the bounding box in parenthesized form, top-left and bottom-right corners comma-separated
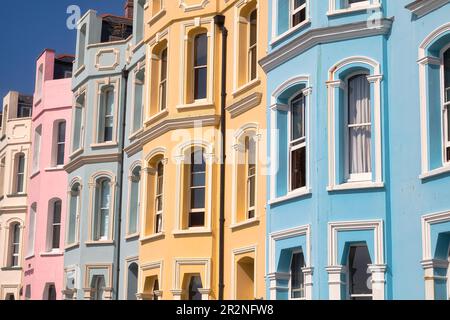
(159, 48, 168, 112)
(101, 87, 114, 143)
(54, 120, 66, 167)
(192, 33, 208, 102)
(346, 0, 370, 9)
(71, 88, 86, 156)
(245, 137, 256, 220)
(66, 180, 81, 248)
(288, 250, 306, 300)
(248, 8, 258, 83)
(126, 164, 142, 237)
(47, 199, 62, 252)
(290, 0, 307, 29)
(154, 161, 164, 234)
(188, 150, 207, 229)
(327, 0, 380, 16)
(96, 180, 110, 241)
(440, 44, 450, 165)
(15, 153, 26, 194)
(10, 223, 21, 267)
(288, 91, 307, 193)
(344, 71, 372, 183)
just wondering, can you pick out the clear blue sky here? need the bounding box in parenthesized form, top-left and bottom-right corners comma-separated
(0, 1, 125, 108)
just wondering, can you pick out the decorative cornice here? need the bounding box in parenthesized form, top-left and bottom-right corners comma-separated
(405, 0, 450, 18)
(259, 18, 394, 73)
(124, 115, 221, 157)
(226, 92, 262, 118)
(64, 153, 121, 173)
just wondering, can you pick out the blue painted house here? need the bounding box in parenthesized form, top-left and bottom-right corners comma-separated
(63, 0, 145, 300)
(261, 0, 450, 300)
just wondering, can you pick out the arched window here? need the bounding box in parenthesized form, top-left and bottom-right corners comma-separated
(188, 275, 203, 300)
(347, 244, 372, 300)
(47, 200, 62, 251)
(91, 275, 105, 300)
(245, 137, 256, 219)
(188, 149, 206, 228)
(290, 251, 305, 299)
(67, 183, 80, 245)
(193, 33, 208, 100)
(347, 74, 372, 181)
(155, 161, 164, 233)
(127, 263, 138, 300)
(99, 86, 114, 143)
(9, 223, 21, 267)
(27, 203, 37, 257)
(94, 179, 111, 241)
(289, 93, 306, 191)
(47, 284, 57, 300)
(14, 153, 26, 194)
(443, 47, 450, 163)
(236, 257, 255, 300)
(54, 121, 66, 166)
(159, 48, 168, 111)
(128, 166, 141, 235)
(248, 9, 258, 82)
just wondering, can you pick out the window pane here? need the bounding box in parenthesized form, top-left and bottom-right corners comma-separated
(349, 245, 372, 297)
(161, 49, 168, 81)
(58, 122, 66, 143)
(194, 67, 207, 100)
(52, 201, 62, 249)
(57, 144, 65, 166)
(191, 172, 206, 187)
(249, 10, 257, 47)
(291, 146, 306, 190)
(68, 189, 78, 244)
(188, 276, 203, 300)
(194, 34, 207, 67)
(290, 252, 305, 299)
(189, 212, 205, 227)
(291, 94, 305, 141)
(191, 188, 205, 209)
(293, 0, 306, 10)
(348, 75, 372, 175)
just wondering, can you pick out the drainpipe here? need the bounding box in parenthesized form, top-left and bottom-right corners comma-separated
(115, 66, 129, 300)
(214, 14, 227, 301)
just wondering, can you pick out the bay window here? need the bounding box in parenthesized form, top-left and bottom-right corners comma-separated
(67, 183, 80, 246)
(55, 121, 66, 166)
(128, 166, 141, 235)
(9, 223, 21, 267)
(15, 153, 26, 194)
(48, 200, 62, 251)
(245, 137, 256, 219)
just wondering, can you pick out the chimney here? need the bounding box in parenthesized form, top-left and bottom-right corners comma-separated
(124, 0, 134, 19)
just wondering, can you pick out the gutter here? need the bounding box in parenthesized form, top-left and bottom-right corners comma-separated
(214, 14, 227, 301)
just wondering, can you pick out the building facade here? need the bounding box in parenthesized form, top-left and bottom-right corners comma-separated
(136, 0, 267, 300)
(22, 50, 74, 300)
(262, 0, 450, 300)
(0, 92, 33, 300)
(62, 1, 145, 300)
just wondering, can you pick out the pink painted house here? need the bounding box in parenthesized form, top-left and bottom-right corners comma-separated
(22, 49, 73, 300)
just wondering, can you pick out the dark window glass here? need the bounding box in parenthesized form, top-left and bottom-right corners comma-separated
(290, 252, 305, 299)
(290, 94, 306, 190)
(444, 49, 450, 162)
(188, 276, 203, 300)
(160, 48, 168, 111)
(56, 121, 66, 165)
(47, 285, 57, 300)
(348, 245, 373, 300)
(194, 33, 208, 100)
(189, 150, 206, 227)
(292, 0, 306, 27)
(249, 10, 258, 81)
(52, 201, 62, 249)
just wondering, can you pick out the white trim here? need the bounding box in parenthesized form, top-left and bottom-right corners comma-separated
(123, 256, 139, 300)
(405, 0, 450, 18)
(178, 0, 209, 12)
(327, 0, 380, 16)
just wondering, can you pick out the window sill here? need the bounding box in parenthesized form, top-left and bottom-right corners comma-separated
(90, 142, 118, 150)
(40, 251, 63, 257)
(74, 65, 85, 77)
(270, 19, 311, 47)
(230, 218, 260, 231)
(125, 233, 140, 241)
(327, 4, 381, 17)
(173, 229, 212, 237)
(44, 166, 65, 172)
(34, 98, 42, 108)
(132, 39, 145, 53)
(64, 242, 80, 251)
(128, 128, 143, 141)
(85, 240, 115, 246)
(269, 188, 312, 206)
(29, 170, 40, 179)
(140, 233, 165, 243)
(420, 165, 450, 180)
(1, 267, 22, 271)
(69, 148, 84, 160)
(148, 9, 166, 26)
(25, 254, 35, 260)
(7, 193, 27, 198)
(176, 101, 214, 111)
(327, 181, 384, 192)
(145, 109, 169, 127)
(232, 79, 261, 98)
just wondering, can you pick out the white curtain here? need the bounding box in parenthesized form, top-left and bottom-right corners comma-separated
(348, 75, 372, 175)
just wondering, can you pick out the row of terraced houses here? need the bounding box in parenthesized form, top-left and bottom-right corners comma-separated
(0, 0, 450, 300)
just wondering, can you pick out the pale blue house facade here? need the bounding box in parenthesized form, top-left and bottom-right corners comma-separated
(262, 0, 450, 300)
(63, 1, 145, 300)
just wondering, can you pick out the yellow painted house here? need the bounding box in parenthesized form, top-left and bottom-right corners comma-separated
(136, 0, 267, 300)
